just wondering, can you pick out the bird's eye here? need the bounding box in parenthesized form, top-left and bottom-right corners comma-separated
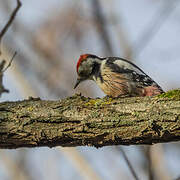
(78, 60, 93, 77)
(79, 71, 86, 76)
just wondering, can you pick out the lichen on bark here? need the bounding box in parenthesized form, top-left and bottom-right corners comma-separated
(0, 90, 180, 149)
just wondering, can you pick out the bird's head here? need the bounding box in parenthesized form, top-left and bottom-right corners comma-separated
(74, 54, 102, 89)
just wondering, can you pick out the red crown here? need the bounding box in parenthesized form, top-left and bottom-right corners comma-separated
(76, 54, 89, 72)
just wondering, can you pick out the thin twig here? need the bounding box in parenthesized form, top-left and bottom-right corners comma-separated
(0, 0, 22, 55)
(2, 51, 17, 72)
(116, 147, 139, 180)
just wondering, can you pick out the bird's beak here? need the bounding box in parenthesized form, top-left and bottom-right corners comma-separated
(74, 78, 84, 89)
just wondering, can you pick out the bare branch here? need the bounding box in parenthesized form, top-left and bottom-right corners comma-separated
(2, 51, 17, 73)
(0, 90, 179, 149)
(0, 0, 21, 96)
(116, 147, 139, 180)
(0, 0, 22, 55)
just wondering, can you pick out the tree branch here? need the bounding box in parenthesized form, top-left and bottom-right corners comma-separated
(0, 0, 22, 96)
(0, 0, 22, 55)
(0, 90, 179, 149)
(116, 147, 139, 180)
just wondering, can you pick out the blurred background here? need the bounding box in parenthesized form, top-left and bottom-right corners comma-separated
(0, 0, 180, 179)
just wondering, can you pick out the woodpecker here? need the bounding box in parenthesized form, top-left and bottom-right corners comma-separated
(74, 54, 164, 97)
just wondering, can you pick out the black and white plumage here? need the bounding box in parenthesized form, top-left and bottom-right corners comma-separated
(74, 54, 164, 97)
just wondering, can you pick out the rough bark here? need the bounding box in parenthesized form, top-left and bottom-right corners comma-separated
(0, 90, 180, 149)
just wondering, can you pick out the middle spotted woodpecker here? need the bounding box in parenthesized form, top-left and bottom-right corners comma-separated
(74, 54, 164, 97)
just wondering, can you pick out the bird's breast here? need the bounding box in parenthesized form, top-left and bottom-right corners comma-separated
(93, 66, 130, 97)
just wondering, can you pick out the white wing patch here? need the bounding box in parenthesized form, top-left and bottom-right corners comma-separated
(113, 59, 145, 75)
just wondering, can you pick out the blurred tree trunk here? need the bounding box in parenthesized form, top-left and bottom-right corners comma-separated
(0, 90, 179, 149)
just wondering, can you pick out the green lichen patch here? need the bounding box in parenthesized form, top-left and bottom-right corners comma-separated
(84, 97, 113, 108)
(157, 89, 180, 100)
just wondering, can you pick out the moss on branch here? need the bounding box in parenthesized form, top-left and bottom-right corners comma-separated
(0, 90, 180, 149)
